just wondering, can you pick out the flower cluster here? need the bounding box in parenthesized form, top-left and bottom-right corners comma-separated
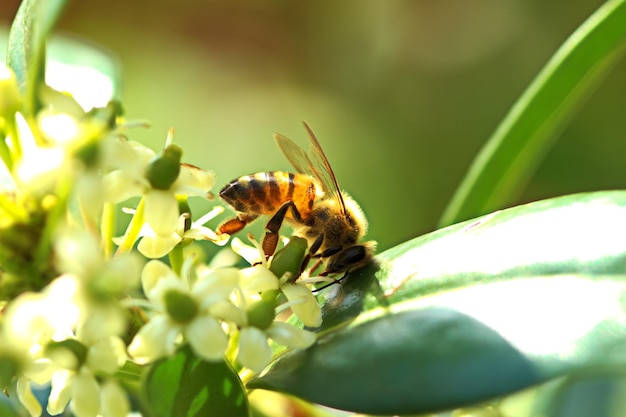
(0, 64, 322, 417)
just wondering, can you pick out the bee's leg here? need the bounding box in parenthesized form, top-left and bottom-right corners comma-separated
(312, 270, 349, 293)
(263, 201, 302, 258)
(299, 234, 324, 274)
(311, 246, 367, 292)
(218, 213, 258, 235)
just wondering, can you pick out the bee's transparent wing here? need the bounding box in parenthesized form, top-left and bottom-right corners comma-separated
(273, 132, 313, 175)
(302, 122, 347, 214)
(274, 123, 347, 215)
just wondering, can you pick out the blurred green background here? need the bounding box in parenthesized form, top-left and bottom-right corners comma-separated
(1, 0, 625, 252)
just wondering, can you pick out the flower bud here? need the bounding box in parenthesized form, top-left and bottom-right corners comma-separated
(246, 297, 278, 330)
(145, 144, 182, 190)
(270, 236, 308, 282)
(164, 289, 198, 324)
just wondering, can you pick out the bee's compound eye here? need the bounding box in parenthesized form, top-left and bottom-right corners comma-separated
(327, 246, 366, 273)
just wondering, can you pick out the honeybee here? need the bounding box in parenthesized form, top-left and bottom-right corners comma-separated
(218, 122, 375, 277)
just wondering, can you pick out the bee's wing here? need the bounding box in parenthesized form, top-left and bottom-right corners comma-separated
(273, 132, 313, 175)
(274, 123, 347, 215)
(302, 122, 347, 215)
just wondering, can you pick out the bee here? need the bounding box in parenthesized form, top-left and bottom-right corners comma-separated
(218, 122, 375, 278)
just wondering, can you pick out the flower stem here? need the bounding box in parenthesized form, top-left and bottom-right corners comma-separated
(4, 114, 22, 164)
(101, 202, 116, 259)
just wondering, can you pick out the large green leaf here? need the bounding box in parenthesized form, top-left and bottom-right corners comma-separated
(250, 191, 626, 415)
(439, 0, 626, 226)
(316, 190, 626, 329)
(143, 346, 248, 417)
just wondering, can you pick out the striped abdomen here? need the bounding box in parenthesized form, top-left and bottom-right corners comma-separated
(219, 171, 319, 221)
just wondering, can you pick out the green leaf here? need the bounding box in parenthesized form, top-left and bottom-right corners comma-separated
(253, 275, 626, 415)
(6, 0, 70, 113)
(250, 191, 626, 415)
(439, 0, 626, 227)
(143, 346, 248, 417)
(317, 191, 626, 331)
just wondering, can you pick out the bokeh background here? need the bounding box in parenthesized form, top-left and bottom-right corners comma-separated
(1, 0, 625, 252)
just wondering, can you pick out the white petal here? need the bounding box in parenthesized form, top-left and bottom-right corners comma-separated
(4, 292, 54, 348)
(173, 164, 216, 196)
(208, 248, 240, 269)
(184, 225, 219, 241)
(71, 372, 101, 417)
(16, 378, 42, 417)
(138, 231, 181, 259)
(100, 380, 130, 417)
(266, 322, 316, 349)
(192, 268, 240, 307)
(208, 300, 246, 326)
(126, 140, 157, 166)
(231, 237, 264, 265)
(16, 146, 64, 192)
(54, 227, 101, 276)
(102, 170, 146, 204)
(240, 266, 280, 293)
(238, 327, 272, 373)
(128, 315, 179, 364)
(47, 370, 73, 415)
(78, 304, 126, 343)
(144, 190, 179, 236)
(86, 336, 127, 374)
(76, 173, 105, 219)
(185, 316, 228, 361)
(281, 283, 322, 328)
(141, 260, 178, 301)
(100, 253, 144, 294)
(25, 358, 56, 385)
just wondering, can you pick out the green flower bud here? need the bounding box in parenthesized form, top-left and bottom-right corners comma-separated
(270, 236, 308, 282)
(247, 297, 278, 330)
(145, 144, 182, 190)
(45, 339, 88, 371)
(164, 289, 198, 324)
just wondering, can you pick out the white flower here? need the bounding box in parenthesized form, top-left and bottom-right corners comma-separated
(38, 323, 128, 417)
(136, 205, 227, 259)
(280, 283, 322, 328)
(231, 238, 323, 328)
(54, 226, 143, 335)
(232, 265, 316, 372)
(103, 134, 218, 256)
(14, 89, 110, 196)
(128, 261, 240, 364)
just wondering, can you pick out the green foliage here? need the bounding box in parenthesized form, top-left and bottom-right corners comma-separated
(143, 345, 248, 417)
(6, 0, 69, 114)
(439, 0, 626, 227)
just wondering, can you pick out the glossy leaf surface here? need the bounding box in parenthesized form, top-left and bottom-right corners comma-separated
(251, 191, 626, 415)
